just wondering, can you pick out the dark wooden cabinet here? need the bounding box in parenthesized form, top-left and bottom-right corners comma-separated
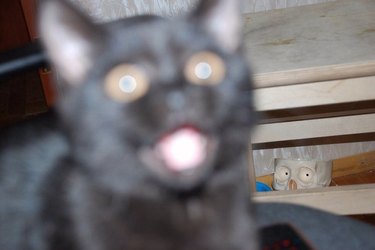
(21, 0, 55, 106)
(0, 0, 49, 127)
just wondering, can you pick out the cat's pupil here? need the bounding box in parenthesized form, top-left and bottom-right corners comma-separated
(195, 62, 212, 80)
(119, 75, 137, 93)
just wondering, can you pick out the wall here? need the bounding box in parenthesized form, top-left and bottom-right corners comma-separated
(70, 0, 335, 21)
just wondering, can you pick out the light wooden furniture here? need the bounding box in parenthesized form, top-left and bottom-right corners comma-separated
(246, 0, 375, 215)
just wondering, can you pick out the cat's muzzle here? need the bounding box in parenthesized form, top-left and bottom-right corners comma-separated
(138, 125, 218, 190)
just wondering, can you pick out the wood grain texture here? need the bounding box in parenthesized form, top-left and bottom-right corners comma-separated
(244, 0, 375, 85)
(251, 113, 375, 144)
(21, 0, 56, 106)
(332, 151, 375, 178)
(253, 61, 375, 88)
(243, 0, 335, 13)
(254, 76, 375, 111)
(332, 170, 375, 186)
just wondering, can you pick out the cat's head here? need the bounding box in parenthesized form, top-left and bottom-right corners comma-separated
(39, 0, 254, 194)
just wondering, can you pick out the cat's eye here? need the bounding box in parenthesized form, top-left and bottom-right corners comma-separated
(184, 51, 226, 86)
(298, 167, 314, 184)
(104, 64, 149, 103)
(275, 166, 291, 182)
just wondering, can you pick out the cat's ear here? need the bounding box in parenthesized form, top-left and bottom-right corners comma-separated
(192, 0, 242, 53)
(38, 0, 103, 85)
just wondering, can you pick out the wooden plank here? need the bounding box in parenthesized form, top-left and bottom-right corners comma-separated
(243, 0, 334, 14)
(244, 0, 375, 86)
(332, 150, 375, 178)
(332, 170, 375, 186)
(21, 0, 56, 106)
(253, 61, 375, 88)
(253, 184, 375, 215)
(20, 0, 39, 40)
(251, 113, 375, 144)
(254, 76, 375, 111)
(259, 107, 375, 124)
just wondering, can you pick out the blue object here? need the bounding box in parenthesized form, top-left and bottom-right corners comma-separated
(256, 182, 272, 192)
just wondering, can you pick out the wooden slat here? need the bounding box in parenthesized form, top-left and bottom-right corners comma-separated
(254, 76, 375, 111)
(253, 184, 375, 215)
(21, 0, 56, 106)
(242, 0, 334, 14)
(259, 106, 375, 125)
(20, 0, 38, 40)
(332, 150, 375, 178)
(253, 61, 375, 88)
(251, 113, 375, 144)
(332, 170, 375, 186)
(244, 0, 375, 86)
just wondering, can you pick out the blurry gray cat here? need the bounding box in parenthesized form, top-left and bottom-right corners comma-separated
(0, 0, 257, 249)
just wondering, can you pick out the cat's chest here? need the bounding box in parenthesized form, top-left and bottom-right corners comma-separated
(68, 174, 248, 250)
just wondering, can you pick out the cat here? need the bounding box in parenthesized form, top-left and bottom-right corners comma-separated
(0, 0, 257, 249)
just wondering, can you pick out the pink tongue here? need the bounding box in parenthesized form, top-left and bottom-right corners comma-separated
(156, 128, 207, 172)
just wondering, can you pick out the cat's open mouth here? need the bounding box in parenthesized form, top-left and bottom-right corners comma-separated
(156, 126, 209, 172)
(139, 125, 218, 188)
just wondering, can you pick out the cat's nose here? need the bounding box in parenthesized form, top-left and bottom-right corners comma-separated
(166, 91, 186, 111)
